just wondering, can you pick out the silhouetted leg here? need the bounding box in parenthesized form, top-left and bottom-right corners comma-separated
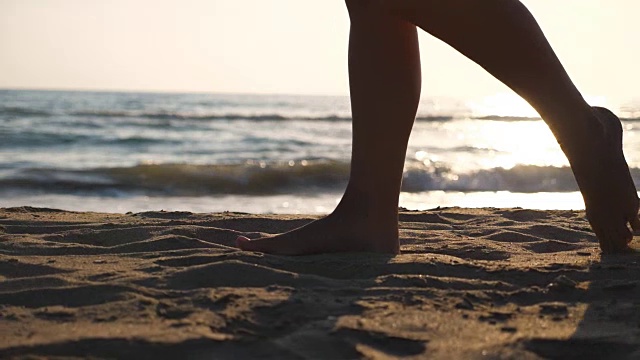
(237, 1, 420, 255)
(239, 0, 640, 255)
(381, 0, 640, 252)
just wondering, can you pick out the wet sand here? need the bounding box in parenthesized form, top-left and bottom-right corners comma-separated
(1, 206, 639, 359)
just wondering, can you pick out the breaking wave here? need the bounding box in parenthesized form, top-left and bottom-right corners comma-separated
(3, 161, 638, 197)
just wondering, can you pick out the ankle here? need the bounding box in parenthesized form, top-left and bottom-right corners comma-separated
(550, 108, 606, 156)
(332, 201, 398, 227)
(336, 187, 399, 222)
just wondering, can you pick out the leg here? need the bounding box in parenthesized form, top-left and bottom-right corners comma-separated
(236, 1, 421, 255)
(383, 0, 640, 252)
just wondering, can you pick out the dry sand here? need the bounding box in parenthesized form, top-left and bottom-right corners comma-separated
(0, 206, 639, 359)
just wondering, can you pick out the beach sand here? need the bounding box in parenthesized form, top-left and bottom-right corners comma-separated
(1, 206, 639, 359)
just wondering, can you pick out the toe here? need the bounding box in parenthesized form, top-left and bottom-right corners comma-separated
(590, 213, 635, 253)
(236, 236, 255, 250)
(600, 233, 614, 254)
(594, 224, 619, 254)
(605, 220, 633, 253)
(236, 235, 300, 255)
(236, 235, 271, 253)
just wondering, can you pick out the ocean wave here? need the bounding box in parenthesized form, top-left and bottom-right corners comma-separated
(0, 161, 350, 196)
(0, 106, 53, 117)
(415, 115, 454, 121)
(0, 107, 455, 122)
(402, 164, 580, 192)
(3, 161, 639, 197)
(0, 130, 170, 148)
(4, 105, 640, 123)
(67, 110, 460, 122)
(70, 110, 342, 121)
(472, 115, 542, 121)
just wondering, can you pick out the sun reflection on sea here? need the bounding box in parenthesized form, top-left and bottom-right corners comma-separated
(471, 120, 567, 169)
(426, 118, 569, 173)
(460, 92, 613, 170)
(469, 93, 540, 118)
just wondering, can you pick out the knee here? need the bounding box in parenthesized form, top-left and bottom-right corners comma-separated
(345, 0, 381, 16)
(345, 0, 364, 14)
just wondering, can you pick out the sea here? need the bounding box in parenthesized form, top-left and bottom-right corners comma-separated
(1, 89, 639, 214)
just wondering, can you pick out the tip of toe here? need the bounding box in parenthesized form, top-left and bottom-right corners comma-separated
(236, 236, 251, 248)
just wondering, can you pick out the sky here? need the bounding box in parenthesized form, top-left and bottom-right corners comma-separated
(1, 0, 639, 109)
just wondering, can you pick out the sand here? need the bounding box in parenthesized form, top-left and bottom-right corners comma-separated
(0, 206, 639, 359)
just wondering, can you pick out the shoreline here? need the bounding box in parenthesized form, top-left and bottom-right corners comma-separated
(1, 206, 639, 358)
(0, 190, 587, 217)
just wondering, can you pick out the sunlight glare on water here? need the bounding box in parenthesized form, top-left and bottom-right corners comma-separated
(471, 121, 567, 170)
(413, 119, 569, 174)
(469, 93, 540, 118)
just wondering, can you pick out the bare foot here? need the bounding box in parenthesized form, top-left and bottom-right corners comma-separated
(563, 107, 640, 253)
(236, 207, 399, 255)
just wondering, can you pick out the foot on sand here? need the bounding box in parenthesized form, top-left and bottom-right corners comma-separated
(236, 206, 399, 255)
(563, 107, 640, 253)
